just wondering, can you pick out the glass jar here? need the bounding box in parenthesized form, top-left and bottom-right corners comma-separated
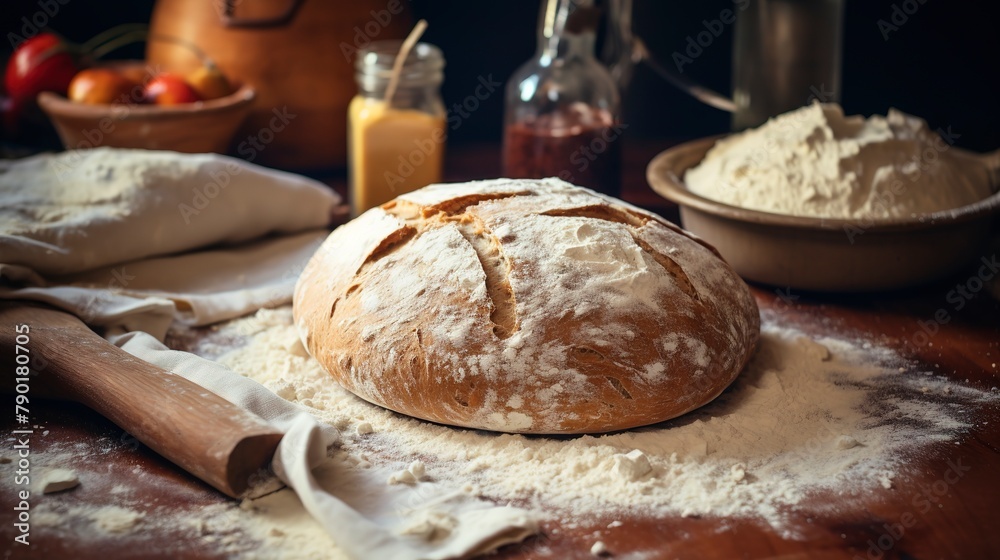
(349, 41, 446, 216)
(503, 0, 622, 196)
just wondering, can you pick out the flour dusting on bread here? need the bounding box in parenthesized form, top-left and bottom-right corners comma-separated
(294, 178, 759, 433)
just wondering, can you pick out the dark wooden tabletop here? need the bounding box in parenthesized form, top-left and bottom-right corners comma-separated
(2, 139, 999, 559)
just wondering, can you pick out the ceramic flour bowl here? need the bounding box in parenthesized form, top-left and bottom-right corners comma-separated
(647, 136, 1000, 292)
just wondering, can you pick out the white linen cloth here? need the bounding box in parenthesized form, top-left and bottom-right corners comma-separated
(0, 149, 539, 559)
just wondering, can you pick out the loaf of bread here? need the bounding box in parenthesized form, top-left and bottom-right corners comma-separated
(294, 179, 759, 434)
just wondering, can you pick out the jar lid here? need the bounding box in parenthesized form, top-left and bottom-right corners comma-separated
(355, 41, 445, 85)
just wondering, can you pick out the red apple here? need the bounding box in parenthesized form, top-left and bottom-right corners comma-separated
(4, 33, 80, 102)
(144, 74, 201, 105)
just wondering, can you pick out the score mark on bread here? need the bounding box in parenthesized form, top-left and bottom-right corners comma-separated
(294, 179, 760, 434)
(354, 192, 527, 340)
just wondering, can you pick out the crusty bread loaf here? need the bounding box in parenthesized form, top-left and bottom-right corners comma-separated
(293, 178, 759, 434)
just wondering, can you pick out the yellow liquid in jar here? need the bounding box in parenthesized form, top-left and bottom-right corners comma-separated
(349, 96, 446, 215)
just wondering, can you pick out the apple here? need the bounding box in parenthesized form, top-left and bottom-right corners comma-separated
(4, 33, 79, 103)
(187, 65, 233, 101)
(144, 73, 201, 105)
(68, 68, 140, 104)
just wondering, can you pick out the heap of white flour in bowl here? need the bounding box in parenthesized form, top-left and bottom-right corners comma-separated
(684, 103, 995, 219)
(159, 305, 995, 554)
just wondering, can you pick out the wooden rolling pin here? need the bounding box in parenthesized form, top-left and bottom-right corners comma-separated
(0, 303, 283, 499)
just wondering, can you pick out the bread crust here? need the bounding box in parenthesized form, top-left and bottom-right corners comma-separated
(294, 179, 759, 434)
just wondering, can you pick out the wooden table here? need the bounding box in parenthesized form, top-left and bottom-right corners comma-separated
(3, 140, 999, 559)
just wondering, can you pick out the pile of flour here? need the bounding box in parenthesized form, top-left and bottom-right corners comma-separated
(684, 103, 995, 219)
(211, 308, 991, 535)
(19, 306, 997, 558)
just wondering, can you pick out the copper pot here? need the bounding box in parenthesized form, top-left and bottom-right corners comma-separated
(148, 0, 412, 170)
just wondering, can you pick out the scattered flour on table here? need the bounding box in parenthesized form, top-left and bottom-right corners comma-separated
(5, 436, 350, 558)
(21, 305, 994, 558)
(19, 465, 352, 559)
(203, 307, 995, 537)
(92, 505, 145, 533)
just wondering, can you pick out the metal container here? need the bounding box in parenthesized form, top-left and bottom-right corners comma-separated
(731, 0, 845, 130)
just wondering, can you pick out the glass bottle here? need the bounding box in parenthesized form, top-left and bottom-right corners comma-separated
(503, 0, 622, 196)
(349, 41, 446, 217)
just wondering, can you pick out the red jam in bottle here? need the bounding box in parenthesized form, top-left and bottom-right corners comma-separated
(503, 102, 621, 195)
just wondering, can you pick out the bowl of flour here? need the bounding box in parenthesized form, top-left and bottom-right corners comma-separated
(647, 103, 1000, 291)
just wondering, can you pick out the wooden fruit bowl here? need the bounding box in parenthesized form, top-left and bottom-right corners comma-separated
(38, 68, 255, 154)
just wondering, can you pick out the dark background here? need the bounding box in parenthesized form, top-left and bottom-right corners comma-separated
(3, 0, 999, 151)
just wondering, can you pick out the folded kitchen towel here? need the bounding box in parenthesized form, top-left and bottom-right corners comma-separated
(114, 330, 539, 560)
(1, 147, 337, 276)
(0, 148, 338, 335)
(0, 148, 540, 559)
(0, 231, 327, 339)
